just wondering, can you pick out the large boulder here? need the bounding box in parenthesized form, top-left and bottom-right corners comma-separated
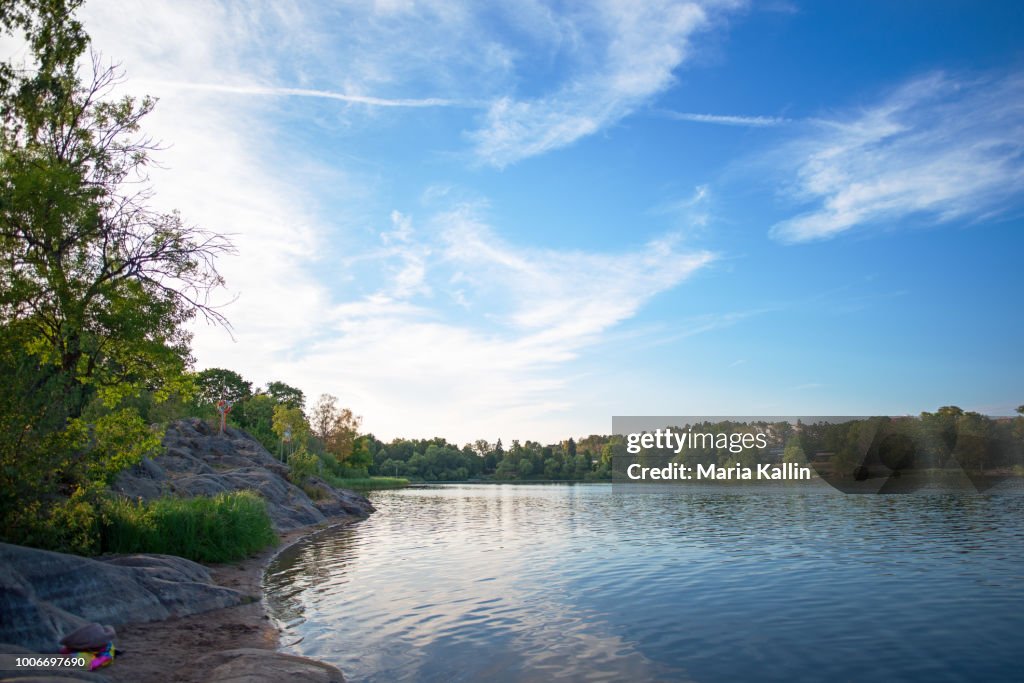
(113, 419, 373, 532)
(302, 477, 376, 518)
(0, 544, 245, 652)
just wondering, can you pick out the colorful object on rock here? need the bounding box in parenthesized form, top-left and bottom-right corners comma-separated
(62, 642, 115, 670)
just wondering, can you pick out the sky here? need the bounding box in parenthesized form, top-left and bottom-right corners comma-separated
(20, 0, 1024, 444)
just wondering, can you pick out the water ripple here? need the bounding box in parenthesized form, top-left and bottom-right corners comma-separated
(264, 483, 1024, 682)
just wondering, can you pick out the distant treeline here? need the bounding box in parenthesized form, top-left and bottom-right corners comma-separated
(190, 367, 622, 482)
(182, 371, 1024, 484)
(363, 434, 618, 482)
(622, 408, 1024, 480)
(799, 408, 1024, 478)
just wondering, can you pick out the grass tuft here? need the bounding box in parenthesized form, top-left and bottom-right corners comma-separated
(318, 473, 409, 491)
(101, 490, 277, 563)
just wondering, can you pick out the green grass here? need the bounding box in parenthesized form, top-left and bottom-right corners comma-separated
(319, 473, 409, 490)
(101, 490, 277, 563)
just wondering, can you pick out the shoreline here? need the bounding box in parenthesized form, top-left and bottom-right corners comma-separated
(102, 515, 362, 683)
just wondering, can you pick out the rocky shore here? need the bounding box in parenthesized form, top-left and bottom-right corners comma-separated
(0, 419, 375, 682)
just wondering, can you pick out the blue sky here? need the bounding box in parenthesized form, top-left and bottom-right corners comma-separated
(30, 1, 1023, 443)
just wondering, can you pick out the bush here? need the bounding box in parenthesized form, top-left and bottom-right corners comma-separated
(287, 446, 320, 483)
(46, 487, 103, 556)
(319, 451, 369, 479)
(101, 491, 277, 563)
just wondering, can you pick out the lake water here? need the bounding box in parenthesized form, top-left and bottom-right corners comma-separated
(263, 483, 1024, 682)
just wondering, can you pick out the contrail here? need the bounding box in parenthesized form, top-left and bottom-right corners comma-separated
(662, 111, 788, 127)
(144, 80, 468, 108)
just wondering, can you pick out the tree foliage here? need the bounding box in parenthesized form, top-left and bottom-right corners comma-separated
(0, 0, 231, 549)
(310, 393, 361, 463)
(0, 11, 231, 407)
(194, 368, 252, 405)
(369, 433, 614, 482)
(266, 380, 304, 410)
(272, 404, 308, 446)
(782, 437, 806, 465)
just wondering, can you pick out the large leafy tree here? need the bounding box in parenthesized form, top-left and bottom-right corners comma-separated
(310, 393, 361, 463)
(194, 368, 252, 406)
(0, 1, 231, 407)
(0, 0, 231, 549)
(266, 380, 305, 411)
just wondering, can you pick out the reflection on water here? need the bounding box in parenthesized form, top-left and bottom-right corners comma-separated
(263, 483, 1024, 682)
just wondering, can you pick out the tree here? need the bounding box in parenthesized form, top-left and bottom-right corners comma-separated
(782, 437, 806, 465)
(234, 392, 276, 451)
(347, 435, 373, 472)
(0, 1, 231, 549)
(495, 458, 516, 479)
(310, 393, 340, 442)
(265, 381, 305, 410)
(194, 368, 252, 405)
(877, 432, 915, 472)
(952, 411, 993, 474)
(601, 438, 626, 467)
(0, 5, 232, 410)
(272, 404, 308, 447)
(921, 406, 964, 467)
(327, 407, 361, 462)
(309, 393, 362, 463)
(472, 439, 490, 458)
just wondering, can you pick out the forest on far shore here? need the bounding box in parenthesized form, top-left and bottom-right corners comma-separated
(198, 363, 1024, 485)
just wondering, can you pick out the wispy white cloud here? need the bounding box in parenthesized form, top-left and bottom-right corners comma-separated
(437, 205, 715, 340)
(469, 1, 744, 167)
(650, 184, 715, 236)
(77, 1, 366, 368)
(771, 71, 1024, 243)
(85, 1, 747, 167)
(663, 111, 788, 127)
(291, 204, 717, 440)
(637, 308, 772, 348)
(72, 0, 723, 442)
(380, 211, 432, 299)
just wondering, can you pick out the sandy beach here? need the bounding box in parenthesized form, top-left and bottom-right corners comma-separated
(101, 519, 357, 683)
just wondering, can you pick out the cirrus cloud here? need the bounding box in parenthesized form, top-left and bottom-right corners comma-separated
(771, 71, 1024, 243)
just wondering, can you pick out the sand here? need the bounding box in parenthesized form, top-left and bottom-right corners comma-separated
(101, 520, 356, 683)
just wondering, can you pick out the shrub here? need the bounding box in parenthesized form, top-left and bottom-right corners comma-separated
(46, 487, 103, 556)
(288, 446, 321, 482)
(319, 451, 368, 479)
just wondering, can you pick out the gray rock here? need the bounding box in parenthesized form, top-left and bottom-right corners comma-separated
(304, 478, 376, 518)
(170, 469, 326, 532)
(199, 648, 345, 683)
(0, 676, 110, 682)
(95, 555, 214, 584)
(0, 645, 36, 654)
(113, 419, 374, 532)
(0, 544, 245, 652)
